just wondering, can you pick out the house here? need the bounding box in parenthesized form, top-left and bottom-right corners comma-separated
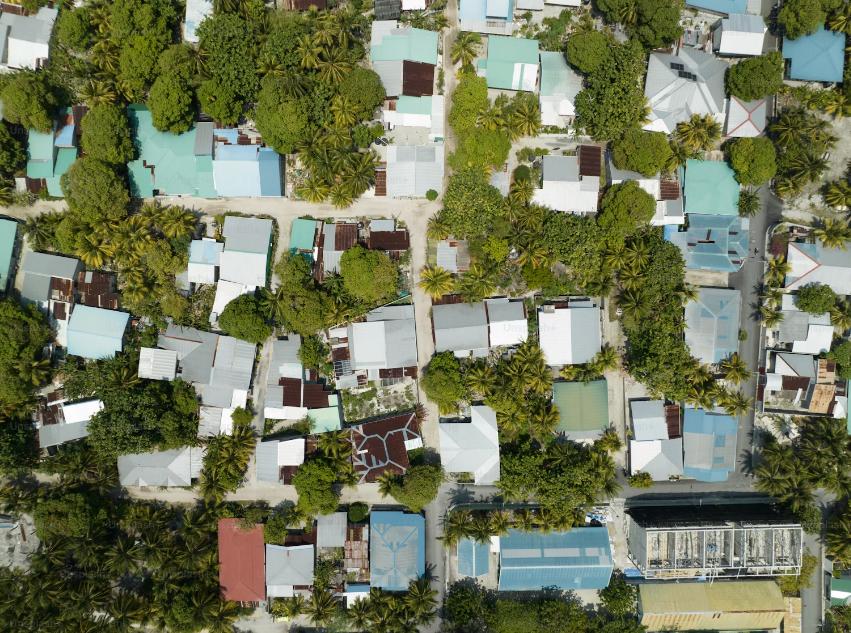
(220, 216, 272, 288)
(629, 401, 683, 480)
(158, 324, 254, 408)
(265, 544, 315, 598)
(76, 271, 119, 309)
(370, 511, 425, 591)
(255, 438, 305, 484)
(497, 528, 614, 591)
(553, 380, 609, 441)
(631, 400, 667, 439)
(725, 96, 767, 137)
(212, 142, 283, 198)
(638, 581, 786, 632)
(218, 518, 265, 603)
(538, 300, 601, 366)
(458, 0, 515, 35)
(371, 21, 438, 97)
(643, 49, 728, 135)
(785, 241, 851, 295)
(349, 410, 422, 483)
(347, 305, 418, 376)
(532, 149, 602, 214)
(684, 287, 741, 365)
(0, 219, 16, 292)
(479, 36, 539, 92)
(382, 95, 445, 141)
(682, 407, 737, 481)
(19, 251, 81, 344)
(289, 218, 320, 259)
(713, 14, 766, 56)
(183, 0, 212, 43)
(539, 52, 582, 128)
(317, 512, 348, 549)
(686, 0, 747, 12)
(26, 107, 78, 196)
(439, 405, 500, 484)
(317, 223, 357, 279)
(683, 160, 740, 216)
(832, 573, 851, 606)
(188, 238, 223, 285)
(367, 219, 411, 255)
(38, 399, 102, 449)
(67, 305, 130, 360)
(627, 504, 803, 579)
(436, 239, 471, 273)
(374, 0, 403, 20)
(385, 144, 444, 198)
(486, 298, 527, 347)
(776, 294, 833, 355)
(783, 25, 845, 83)
(668, 214, 749, 272)
(763, 353, 845, 416)
(138, 347, 178, 381)
(0, 7, 57, 71)
(118, 446, 205, 487)
(608, 163, 684, 226)
(433, 302, 489, 357)
(458, 537, 490, 578)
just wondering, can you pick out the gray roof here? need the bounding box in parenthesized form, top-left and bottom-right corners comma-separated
(159, 324, 218, 383)
(631, 437, 683, 480)
(722, 12, 765, 33)
(138, 347, 178, 381)
(374, 60, 403, 97)
(433, 302, 489, 354)
(366, 304, 414, 321)
(631, 400, 668, 441)
(485, 298, 525, 324)
(222, 216, 273, 254)
(0, 7, 56, 48)
(777, 310, 810, 343)
(316, 512, 348, 548)
(776, 352, 816, 378)
(20, 273, 51, 304)
(256, 440, 280, 482)
(370, 219, 396, 232)
(118, 447, 194, 487)
(198, 406, 224, 437)
(21, 251, 80, 279)
(439, 405, 500, 485)
(194, 122, 214, 155)
(265, 544, 315, 591)
(349, 317, 417, 370)
(374, 0, 402, 21)
(543, 155, 580, 182)
(322, 224, 344, 275)
(684, 288, 741, 365)
(386, 144, 444, 198)
(38, 421, 89, 448)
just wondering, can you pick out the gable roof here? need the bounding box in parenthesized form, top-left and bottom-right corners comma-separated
(538, 302, 601, 365)
(118, 447, 202, 487)
(317, 512, 348, 548)
(532, 155, 600, 214)
(553, 380, 609, 440)
(783, 25, 845, 83)
(483, 36, 539, 91)
(683, 160, 739, 216)
(682, 407, 738, 482)
(0, 7, 57, 70)
(630, 438, 684, 480)
(218, 519, 265, 602)
(370, 511, 425, 591)
(67, 306, 129, 360)
(684, 287, 741, 364)
(458, 537, 490, 577)
(486, 298, 527, 347)
(213, 144, 283, 197)
(498, 528, 614, 591)
(265, 544, 315, 597)
(371, 21, 438, 65)
(668, 214, 749, 272)
(715, 13, 766, 56)
(439, 405, 500, 484)
(386, 144, 444, 197)
(349, 307, 418, 370)
(725, 96, 767, 138)
(138, 347, 178, 381)
(350, 411, 421, 483)
(785, 241, 851, 295)
(631, 400, 668, 441)
(643, 49, 728, 134)
(21, 251, 80, 280)
(255, 438, 306, 482)
(433, 302, 489, 355)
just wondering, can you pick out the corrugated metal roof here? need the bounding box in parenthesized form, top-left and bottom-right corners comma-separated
(457, 537, 489, 577)
(668, 213, 749, 273)
(684, 160, 739, 216)
(682, 407, 737, 482)
(370, 511, 425, 591)
(290, 218, 319, 252)
(38, 420, 89, 448)
(218, 519, 265, 602)
(782, 26, 845, 83)
(433, 302, 488, 353)
(686, 0, 746, 12)
(138, 347, 178, 381)
(371, 22, 437, 65)
(223, 215, 273, 254)
(67, 306, 129, 360)
(118, 447, 192, 487)
(553, 380, 609, 439)
(21, 251, 80, 279)
(684, 287, 741, 364)
(266, 544, 314, 594)
(0, 219, 16, 290)
(317, 512, 348, 548)
(256, 440, 280, 482)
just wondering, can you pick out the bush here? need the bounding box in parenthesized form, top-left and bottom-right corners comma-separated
(726, 53, 784, 101)
(217, 294, 272, 344)
(60, 157, 129, 222)
(727, 137, 777, 185)
(339, 245, 398, 304)
(425, 189, 438, 201)
(0, 122, 26, 176)
(777, 0, 826, 39)
(293, 459, 340, 516)
(611, 129, 673, 177)
(565, 30, 611, 74)
(795, 283, 836, 314)
(513, 164, 532, 182)
(347, 502, 369, 523)
(1, 71, 59, 133)
(628, 472, 653, 488)
(596, 180, 656, 246)
(264, 511, 289, 544)
(421, 352, 468, 414)
(738, 188, 761, 217)
(829, 340, 851, 379)
(81, 105, 135, 165)
(383, 464, 443, 513)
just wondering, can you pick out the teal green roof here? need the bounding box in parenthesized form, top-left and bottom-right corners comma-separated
(371, 27, 438, 65)
(290, 218, 318, 252)
(308, 398, 343, 433)
(684, 159, 739, 216)
(539, 51, 580, 97)
(396, 96, 432, 115)
(485, 36, 539, 91)
(832, 575, 851, 606)
(127, 105, 214, 198)
(196, 156, 217, 198)
(0, 219, 16, 290)
(553, 380, 609, 438)
(26, 130, 54, 179)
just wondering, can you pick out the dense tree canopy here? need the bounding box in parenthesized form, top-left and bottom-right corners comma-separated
(197, 13, 259, 118)
(448, 72, 489, 137)
(777, 0, 827, 39)
(80, 105, 135, 164)
(0, 416, 37, 473)
(565, 30, 611, 74)
(339, 246, 399, 304)
(381, 464, 443, 513)
(0, 122, 26, 176)
(829, 340, 851, 379)
(440, 169, 506, 240)
(0, 72, 59, 133)
(595, 0, 684, 49)
(596, 181, 656, 246)
(726, 53, 784, 101)
(60, 158, 130, 222)
(727, 137, 777, 185)
(0, 299, 52, 412)
(269, 254, 334, 336)
(218, 294, 272, 344)
(796, 283, 837, 314)
(293, 458, 340, 516)
(421, 353, 468, 414)
(611, 129, 672, 177)
(254, 76, 312, 154)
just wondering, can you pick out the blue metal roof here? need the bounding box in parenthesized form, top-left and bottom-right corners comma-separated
(682, 407, 738, 482)
(189, 239, 222, 265)
(458, 538, 489, 577)
(686, 0, 746, 13)
(498, 528, 613, 591)
(67, 305, 130, 359)
(668, 214, 750, 273)
(258, 148, 282, 197)
(460, 0, 515, 23)
(783, 26, 845, 83)
(369, 511, 425, 591)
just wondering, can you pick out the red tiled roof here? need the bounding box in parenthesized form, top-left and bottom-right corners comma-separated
(349, 411, 421, 483)
(402, 60, 435, 97)
(577, 145, 602, 177)
(217, 519, 265, 603)
(369, 230, 410, 251)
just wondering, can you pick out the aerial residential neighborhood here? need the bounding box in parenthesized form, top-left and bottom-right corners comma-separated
(0, 0, 849, 631)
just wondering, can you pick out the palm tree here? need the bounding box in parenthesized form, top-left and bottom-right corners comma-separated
(766, 255, 791, 287)
(456, 263, 496, 302)
(761, 305, 784, 328)
(825, 91, 851, 119)
(827, 513, 851, 565)
(466, 362, 495, 398)
(719, 389, 752, 416)
(719, 353, 749, 385)
(317, 49, 352, 84)
(590, 344, 619, 373)
(617, 287, 647, 322)
(331, 95, 358, 129)
(418, 265, 455, 300)
(427, 215, 451, 240)
(476, 107, 505, 131)
(75, 235, 113, 269)
(512, 509, 536, 531)
(664, 140, 699, 173)
(738, 188, 760, 217)
(529, 404, 559, 441)
(510, 96, 541, 139)
(674, 114, 721, 152)
(824, 180, 851, 209)
(441, 509, 473, 547)
(828, 2, 851, 34)
(616, 0, 638, 25)
(296, 178, 329, 203)
(624, 240, 650, 269)
(405, 578, 437, 623)
(78, 79, 117, 106)
(156, 206, 196, 239)
(831, 300, 851, 332)
(508, 178, 534, 206)
(346, 597, 372, 630)
(813, 217, 850, 249)
(305, 590, 339, 626)
(787, 153, 828, 186)
(317, 430, 352, 461)
(376, 471, 398, 498)
(451, 31, 482, 69)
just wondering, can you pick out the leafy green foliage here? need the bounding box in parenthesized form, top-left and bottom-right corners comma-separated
(595, 0, 684, 49)
(440, 169, 507, 239)
(0, 417, 37, 473)
(254, 76, 311, 154)
(218, 294, 272, 344)
(339, 245, 399, 304)
(0, 71, 59, 132)
(421, 353, 468, 414)
(293, 458, 340, 516)
(574, 40, 648, 140)
(770, 107, 836, 197)
(778, 0, 827, 39)
(338, 68, 386, 122)
(200, 420, 255, 499)
(381, 464, 443, 513)
(599, 571, 638, 616)
(348, 501, 369, 523)
(727, 137, 777, 185)
(726, 53, 784, 101)
(0, 299, 52, 412)
(565, 30, 611, 74)
(597, 181, 656, 246)
(448, 72, 489, 136)
(80, 105, 135, 164)
(55, 6, 93, 51)
(611, 129, 672, 177)
(197, 13, 259, 115)
(796, 283, 836, 314)
(829, 340, 851, 379)
(628, 471, 653, 488)
(33, 492, 108, 540)
(0, 122, 25, 176)
(269, 255, 334, 336)
(60, 158, 130, 222)
(449, 128, 511, 171)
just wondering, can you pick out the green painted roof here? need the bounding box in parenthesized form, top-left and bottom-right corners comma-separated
(832, 575, 851, 606)
(290, 218, 318, 252)
(371, 27, 438, 65)
(539, 51, 580, 97)
(396, 96, 432, 115)
(308, 398, 342, 433)
(485, 36, 539, 91)
(553, 380, 609, 437)
(684, 159, 739, 216)
(26, 130, 54, 179)
(0, 219, 16, 290)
